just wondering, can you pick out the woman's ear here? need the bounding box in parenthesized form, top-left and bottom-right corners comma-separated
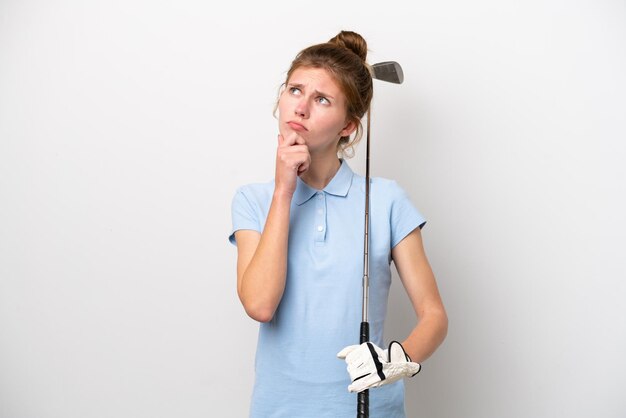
(339, 119, 358, 137)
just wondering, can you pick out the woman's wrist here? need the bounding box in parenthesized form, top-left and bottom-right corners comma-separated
(273, 187, 295, 201)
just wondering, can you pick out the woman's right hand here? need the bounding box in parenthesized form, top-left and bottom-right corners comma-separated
(275, 132, 310, 196)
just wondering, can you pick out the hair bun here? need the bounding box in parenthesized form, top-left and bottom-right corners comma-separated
(328, 30, 368, 62)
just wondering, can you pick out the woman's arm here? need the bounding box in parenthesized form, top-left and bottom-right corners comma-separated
(391, 227, 448, 363)
(234, 190, 292, 323)
(235, 132, 310, 323)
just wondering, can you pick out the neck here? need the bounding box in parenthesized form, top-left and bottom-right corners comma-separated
(300, 154, 342, 190)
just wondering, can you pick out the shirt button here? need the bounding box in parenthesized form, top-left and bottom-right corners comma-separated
(317, 194, 323, 200)
(317, 226, 324, 232)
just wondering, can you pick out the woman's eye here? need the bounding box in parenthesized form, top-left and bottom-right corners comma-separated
(318, 97, 330, 105)
(289, 87, 301, 95)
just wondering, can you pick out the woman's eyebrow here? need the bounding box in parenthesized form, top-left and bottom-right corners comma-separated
(287, 82, 335, 99)
(287, 82, 305, 89)
(314, 89, 335, 99)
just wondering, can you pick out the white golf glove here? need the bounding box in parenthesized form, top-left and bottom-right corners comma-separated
(337, 340, 421, 393)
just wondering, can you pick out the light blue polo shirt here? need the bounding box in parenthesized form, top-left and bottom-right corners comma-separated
(229, 159, 426, 418)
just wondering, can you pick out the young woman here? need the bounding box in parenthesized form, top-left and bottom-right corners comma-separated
(229, 30, 448, 418)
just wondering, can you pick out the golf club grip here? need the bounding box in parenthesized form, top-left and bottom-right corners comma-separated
(358, 321, 370, 417)
(360, 322, 369, 344)
(358, 390, 369, 417)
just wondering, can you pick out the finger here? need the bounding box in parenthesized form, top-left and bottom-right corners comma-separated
(348, 381, 365, 393)
(278, 149, 308, 166)
(348, 374, 380, 393)
(337, 345, 360, 359)
(283, 144, 308, 154)
(280, 132, 296, 147)
(280, 133, 300, 147)
(342, 344, 368, 364)
(284, 131, 305, 147)
(297, 154, 311, 175)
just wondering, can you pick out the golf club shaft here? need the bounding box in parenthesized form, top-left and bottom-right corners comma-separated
(356, 62, 404, 418)
(357, 108, 372, 418)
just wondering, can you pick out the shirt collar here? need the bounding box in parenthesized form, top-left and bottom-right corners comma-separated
(293, 159, 354, 206)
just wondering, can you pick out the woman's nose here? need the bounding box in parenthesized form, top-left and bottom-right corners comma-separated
(294, 100, 308, 118)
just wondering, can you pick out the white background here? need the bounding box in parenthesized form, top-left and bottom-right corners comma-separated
(1, 0, 625, 417)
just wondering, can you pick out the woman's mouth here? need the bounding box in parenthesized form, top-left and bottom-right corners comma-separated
(287, 121, 308, 132)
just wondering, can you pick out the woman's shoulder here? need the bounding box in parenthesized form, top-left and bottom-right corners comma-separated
(234, 179, 274, 196)
(232, 179, 275, 208)
(355, 174, 407, 198)
(346, 174, 413, 214)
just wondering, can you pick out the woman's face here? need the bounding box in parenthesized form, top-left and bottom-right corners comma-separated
(278, 66, 355, 154)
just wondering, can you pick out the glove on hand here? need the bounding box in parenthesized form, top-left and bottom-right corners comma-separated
(337, 340, 421, 393)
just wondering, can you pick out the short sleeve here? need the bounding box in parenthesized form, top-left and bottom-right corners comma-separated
(389, 181, 427, 248)
(228, 188, 262, 246)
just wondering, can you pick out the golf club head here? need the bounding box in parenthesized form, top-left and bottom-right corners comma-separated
(371, 61, 404, 84)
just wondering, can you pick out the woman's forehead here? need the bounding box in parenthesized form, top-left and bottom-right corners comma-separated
(288, 67, 343, 94)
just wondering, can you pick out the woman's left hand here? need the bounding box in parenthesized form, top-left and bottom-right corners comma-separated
(337, 341, 421, 393)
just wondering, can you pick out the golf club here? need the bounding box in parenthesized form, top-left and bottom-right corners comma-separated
(357, 60, 404, 418)
(371, 61, 404, 84)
